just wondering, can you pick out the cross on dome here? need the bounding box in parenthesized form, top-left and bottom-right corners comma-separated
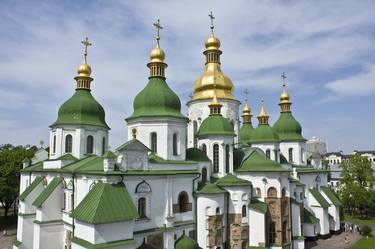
(281, 72, 287, 88)
(244, 88, 249, 103)
(153, 19, 163, 47)
(209, 11, 215, 35)
(81, 37, 92, 64)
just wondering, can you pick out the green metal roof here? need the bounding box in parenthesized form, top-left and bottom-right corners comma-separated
(71, 182, 138, 224)
(126, 77, 187, 121)
(239, 122, 254, 145)
(103, 151, 116, 159)
(303, 208, 320, 224)
(215, 173, 251, 187)
(71, 236, 135, 249)
(249, 198, 268, 214)
(197, 114, 235, 137)
(51, 89, 109, 129)
(321, 186, 342, 206)
(148, 153, 196, 164)
(289, 177, 305, 186)
(175, 234, 202, 249)
(236, 150, 289, 173)
(309, 188, 330, 208)
(19, 176, 44, 201)
(186, 148, 210, 162)
(195, 182, 227, 195)
(33, 177, 63, 208)
(116, 139, 150, 152)
(57, 154, 78, 161)
(249, 124, 279, 143)
(273, 112, 306, 141)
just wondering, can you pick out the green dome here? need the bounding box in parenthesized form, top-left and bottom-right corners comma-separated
(273, 112, 305, 141)
(197, 114, 235, 138)
(237, 149, 289, 172)
(175, 234, 201, 249)
(52, 89, 109, 129)
(249, 124, 279, 143)
(239, 123, 254, 145)
(126, 77, 186, 121)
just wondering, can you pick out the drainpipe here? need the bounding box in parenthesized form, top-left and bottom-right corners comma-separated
(290, 197, 294, 249)
(72, 173, 76, 236)
(192, 172, 201, 239)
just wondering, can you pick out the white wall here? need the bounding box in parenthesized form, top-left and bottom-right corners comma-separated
(250, 143, 280, 162)
(248, 210, 265, 247)
(279, 141, 306, 165)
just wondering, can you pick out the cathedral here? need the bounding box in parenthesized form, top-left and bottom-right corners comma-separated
(14, 16, 342, 249)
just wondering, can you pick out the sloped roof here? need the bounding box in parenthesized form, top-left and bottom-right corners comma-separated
(321, 186, 342, 206)
(309, 188, 330, 208)
(71, 182, 138, 224)
(215, 173, 251, 187)
(195, 182, 227, 195)
(175, 234, 202, 249)
(303, 208, 320, 224)
(236, 149, 289, 173)
(186, 148, 210, 162)
(249, 198, 268, 214)
(116, 139, 150, 152)
(33, 177, 63, 207)
(19, 176, 44, 201)
(148, 153, 196, 165)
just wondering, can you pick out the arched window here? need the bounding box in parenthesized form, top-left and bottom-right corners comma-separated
(274, 150, 278, 162)
(173, 133, 178, 155)
(202, 144, 207, 154)
(282, 221, 288, 243)
(269, 221, 276, 245)
(216, 207, 221, 215)
(52, 135, 56, 154)
(255, 188, 261, 197)
(202, 168, 207, 183)
(150, 132, 157, 153)
(267, 187, 277, 198)
(266, 149, 271, 159)
(315, 175, 321, 190)
(86, 135, 94, 154)
(242, 205, 247, 217)
(135, 181, 151, 193)
(288, 148, 293, 162)
(213, 144, 219, 173)
(138, 197, 147, 218)
(301, 148, 304, 163)
(282, 188, 286, 197)
(65, 135, 73, 153)
(102, 137, 106, 155)
(178, 191, 190, 213)
(225, 144, 230, 173)
(241, 241, 247, 249)
(193, 121, 198, 148)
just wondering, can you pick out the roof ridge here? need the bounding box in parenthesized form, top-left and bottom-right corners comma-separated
(90, 182, 107, 222)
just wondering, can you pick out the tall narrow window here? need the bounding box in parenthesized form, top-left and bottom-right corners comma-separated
(173, 133, 178, 155)
(193, 121, 198, 148)
(225, 145, 230, 173)
(266, 149, 271, 159)
(288, 148, 293, 162)
(202, 144, 207, 154)
(274, 150, 278, 162)
(282, 221, 288, 243)
(65, 135, 73, 153)
(178, 192, 190, 213)
(151, 132, 157, 153)
(269, 221, 276, 245)
(102, 137, 106, 155)
(202, 168, 207, 183)
(213, 144, 219, 173)
(242, 205, 247, 217)
(86, 135, 94, 154)
(52, 135, 56, 154)
(138, 197, 146, 218)
(301, 148, 304, 163)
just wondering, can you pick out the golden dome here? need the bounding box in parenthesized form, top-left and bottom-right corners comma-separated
(243, 103, 251, 113)
(205, 36, 221, 50)
(150, 46, 165, 63)
(77, 63, 92, 77)
(258, 104, 268, 118)
(280, 89, 290, 104)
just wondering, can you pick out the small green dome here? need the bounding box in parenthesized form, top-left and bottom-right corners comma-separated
(197, 114, 235, 138)
(175, 234, 201, 249)
(127, 77, 186, 120)
(273, 112, 305, 141)
(250, 124, 279, 143)
(52, 90, 109, 129)
(239, 123, 254, 145)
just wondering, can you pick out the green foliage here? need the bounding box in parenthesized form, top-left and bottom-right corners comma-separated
(340, 155, 375, 217)
(361, 225, 372, 237)
(352, 237, 375, 249)
(0, 144, 36, 218)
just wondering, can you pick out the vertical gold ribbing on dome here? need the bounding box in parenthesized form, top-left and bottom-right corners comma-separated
(279, 72, 292, 113)
(242, 89, 252, 124)
(147, 19, 168, 78)
(75, 37, 93, 90)
(257, 98, 269, 125)
(208, 86, 222, 115)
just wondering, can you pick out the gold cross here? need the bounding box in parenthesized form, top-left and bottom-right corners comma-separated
(244, 89, 249, 103)
(209, 11, 215, 35)
(153, 19, 163, 47)
(281, 72, 287, 87)
(81, 37, 92, 64)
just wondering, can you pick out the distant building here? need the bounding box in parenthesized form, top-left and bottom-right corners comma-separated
(306, 136, 327, 156)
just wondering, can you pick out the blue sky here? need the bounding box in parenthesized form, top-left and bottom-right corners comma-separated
(0, 0, 374, 153)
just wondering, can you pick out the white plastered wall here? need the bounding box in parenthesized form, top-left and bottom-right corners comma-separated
(279, 141, 306, 165)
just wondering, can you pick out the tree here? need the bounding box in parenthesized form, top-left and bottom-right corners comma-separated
(340, 154, 374, 217)
(0, 144, 36, 218)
